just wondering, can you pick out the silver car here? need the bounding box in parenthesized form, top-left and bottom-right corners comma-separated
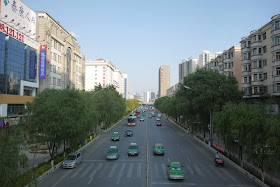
(62, 151, 82, 168)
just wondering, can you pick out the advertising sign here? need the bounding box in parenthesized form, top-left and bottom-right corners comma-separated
(0, 0, 37, 39)
(40, 45, 47, 79)
(29, 48, 36, 79)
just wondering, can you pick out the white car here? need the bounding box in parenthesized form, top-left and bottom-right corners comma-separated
(156, 118, 160, 121)
(140, 118, 144, 121)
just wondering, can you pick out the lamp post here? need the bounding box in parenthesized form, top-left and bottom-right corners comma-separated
(183, 84, 213, 146)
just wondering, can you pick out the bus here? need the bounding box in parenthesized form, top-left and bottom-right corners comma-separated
(128, 116, 136, 126)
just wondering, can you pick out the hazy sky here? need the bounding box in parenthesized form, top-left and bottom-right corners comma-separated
(24, 0, 280, 95)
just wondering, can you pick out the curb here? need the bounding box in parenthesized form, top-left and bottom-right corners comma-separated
(193, 135, 268, 187)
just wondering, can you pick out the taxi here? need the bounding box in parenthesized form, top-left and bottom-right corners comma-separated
(167, 162, 184, 180)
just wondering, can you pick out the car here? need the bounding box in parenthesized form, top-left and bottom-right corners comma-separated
(124, 129, 133, 136)
(62, 151, 82, 169)
(106, 146, 119, 160)
(153, 144, 164, 155)
(156, 122, 162, 126)
(148, 115, 152, 118)
(167, 162, 184, 180)
(156, 118, 160, 121)
(140, 118, 144, 122)
(112, 132, 120, 141)
(128, 143, 139, 156)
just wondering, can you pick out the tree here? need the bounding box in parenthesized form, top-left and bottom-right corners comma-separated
(0, 126, 25, 186)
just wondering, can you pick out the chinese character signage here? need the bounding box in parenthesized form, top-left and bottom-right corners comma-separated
(40, 45, 46, 79)
(0, 0, 37, 39)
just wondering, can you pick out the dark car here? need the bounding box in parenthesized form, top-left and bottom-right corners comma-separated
(124, 129, 133, 136)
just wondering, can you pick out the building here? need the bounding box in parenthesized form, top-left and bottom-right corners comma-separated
(0, 0, 39, 120)
(159, 65, 170, 97)
(143, 91, 150, 103)
(166, 83, 180, 97)
(85, 58, 128, 98)
(150, 92, 156, 101)
(202, 46, 242, 90)
(199, 50, 216, 68)
(36, 11, 85, 91)
(179, 57, 199, 83)
(240, 14, 280, 99)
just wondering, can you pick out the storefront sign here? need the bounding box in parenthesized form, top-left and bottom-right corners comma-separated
(40, 45, 47, 79)
(0, 0, 37, 39)
(0, 21, 24, 42)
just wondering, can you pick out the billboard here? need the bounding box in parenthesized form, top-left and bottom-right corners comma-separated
(40, 45, 46, 79)
(0, 0, 37, 39)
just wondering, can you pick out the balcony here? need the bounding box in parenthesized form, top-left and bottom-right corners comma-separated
(242, 59, 251, 64)
(211, 66, 217, 71)
(242, 83, 251, 88)
(224, 68, 231, 72)
(272, 76, 280, 82)
(250, 41, 262, 48)
(251, 54, 262, 61)
(272, 44, 280, 52)
(241, 47, 251, 53)
(251, 81, 263, 86)
(218, 62, 223, 66)
(272, 60, 280, 67)
(242, 71, 251, 76)
(271, 28, 280, 37)
(223, 58, 231, 63)
(251, 68, 263, 73)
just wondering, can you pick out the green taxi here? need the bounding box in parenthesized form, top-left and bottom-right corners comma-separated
(112, 132, 120, 141)
(128, 143, 139, 156)
(106, 146, 119, 160)
(167, 162, 184, 180)
(153, 144, 164, 155)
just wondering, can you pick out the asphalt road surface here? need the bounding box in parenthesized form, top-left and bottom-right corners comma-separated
(39, 110, 258, 187)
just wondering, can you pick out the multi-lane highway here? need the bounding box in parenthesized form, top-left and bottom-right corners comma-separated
(39, 110, 258, 187)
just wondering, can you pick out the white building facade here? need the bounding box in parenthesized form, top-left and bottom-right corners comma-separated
(179, 57, 199, 83)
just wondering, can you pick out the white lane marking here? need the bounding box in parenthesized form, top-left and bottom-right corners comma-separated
(117, 163, 126, 184)
(70, 164, 86, 178)
(168, 157, 170, 163)
(88, 177, 93, 184)
(88, 163, 103, 178)
(98, 163, 109, 178)
(151, 182, 252, 186)
(162, 164, 168, 178)
(137, 163, 141, 178)
(83, 159, 144, 162)
(52, 169, 73, 187)
(185, 164, 194, 175)
(126, 163, 134, 178)
(108, 163, 118, 178)
(80, 163, 94, 178)
(193, 164, 203, 176)
(220, 168, 240, 185)
(209, 165, 226, 181)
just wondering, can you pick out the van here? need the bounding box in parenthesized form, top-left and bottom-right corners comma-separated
(62, 151, 82, 168)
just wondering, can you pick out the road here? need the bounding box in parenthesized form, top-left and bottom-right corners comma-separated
(39, 110, 258, 187)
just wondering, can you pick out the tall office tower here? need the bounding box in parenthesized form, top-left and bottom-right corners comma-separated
(121, 73, 129, 99)
(199, 50, 216, 68)
(159, 65, 170, 97)
(178, 57, 199, 82)
(143, 91, 150, 102)
(36, 11, 85, 91)
(150, 92, 156, 101)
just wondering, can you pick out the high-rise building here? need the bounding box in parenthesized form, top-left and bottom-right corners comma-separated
(150, 92, 156, 101)
(240, 14, 280, 99)
(179, 57, 199, 83)
(0, 0, 39, 119)
(199, 50, 216, 68)
(122, 73, 129, 99)
(159, 65, 170, 97)
(143, 91, 150, 102)
(36, 11, 85, 91)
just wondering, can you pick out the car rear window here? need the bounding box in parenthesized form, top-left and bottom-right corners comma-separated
(66, 155, 76, 160)
(171, 167, 182, 171)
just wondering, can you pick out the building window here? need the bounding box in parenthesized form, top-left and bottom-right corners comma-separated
(262, 32, 266, 40)
(259, 74, 262, 80)
(275, 52, 280, 61)
(258, 60, 262, 68)
(57, 79, 60, 86)
(263, 59, 267, 66)
(277, 83, 280, 92)
(272, 36, 280, 46)
(254, 74, 258, 81)
(258, 35, 261, 41)
(272, 20, 280, 31)
(258, 48, 262, 54)
(244, 77, 248, 83)
(263, 46, 267, 53)
(276, 67, 280, 75)
(264, 73, 267, 80)
(50, 65, 52, 72)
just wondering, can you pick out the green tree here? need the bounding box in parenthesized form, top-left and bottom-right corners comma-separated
(126, 99, 140, 112)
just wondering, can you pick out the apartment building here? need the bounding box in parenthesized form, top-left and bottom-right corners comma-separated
(166, 83, 180, 97)
(0, 0, 39, 121)
(240, 14, 280, 98)
(36, 12, 85, 91)
(85, 59, 128, 98)
(159, 65, 170, 97)
(179, 57, 199, 83)
(199, 50, 216, 68)
(143, 91, 150, 102)
(202, 46, 242, 90)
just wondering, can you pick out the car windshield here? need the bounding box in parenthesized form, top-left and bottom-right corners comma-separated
(113, 133, 119, 136)
(170, 167, 182, 171)
(108, 149, 117, 153)
(66, 155, 76, 160)
(126, 130, 132, 133)
(129, 146, 138, 149)
(155, 146, 162, 149)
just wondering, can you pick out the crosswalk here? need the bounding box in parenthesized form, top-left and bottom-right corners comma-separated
(63, 160, 237, 183)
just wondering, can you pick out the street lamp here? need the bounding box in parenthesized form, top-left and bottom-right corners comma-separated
(90, 84, 110, 98)
(183, 85, 213, 146)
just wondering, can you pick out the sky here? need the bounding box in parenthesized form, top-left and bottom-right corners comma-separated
(23, 0, 280, 95)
